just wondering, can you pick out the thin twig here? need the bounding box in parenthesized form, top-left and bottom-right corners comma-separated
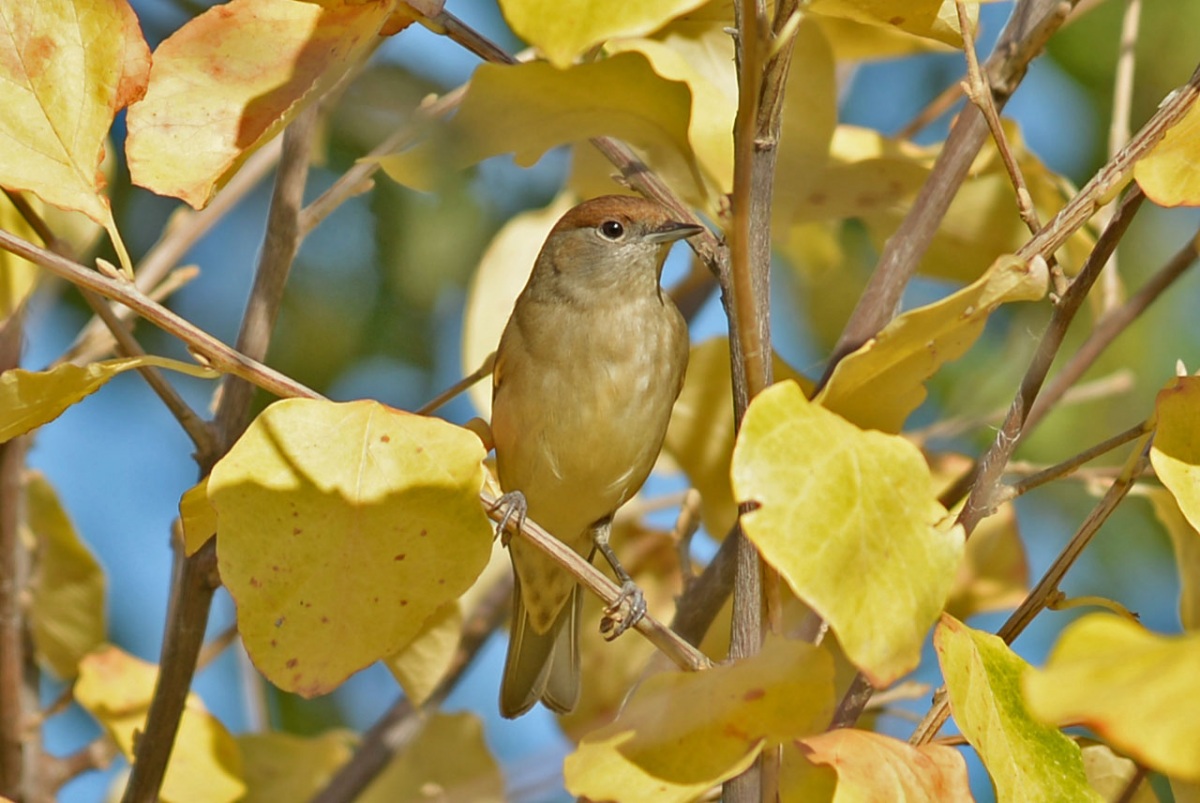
(3, 188, 219, 459)
(955, 0, 1042, 235)
(1028, 226, 1200, 432)
(1098, 0, 1142, 311)
(485, 491, 713, 673)
(416, 351, 495, 415)
(0, 348, 29, 800)
(959, 188, 1145, 535)
(1003, 419, 1148, 500)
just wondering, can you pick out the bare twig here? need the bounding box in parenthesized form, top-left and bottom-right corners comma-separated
(0, 347, 30, 800)
(1004, 420, 1149, 500)
(1098, 0, 1142, 311)
(1028, 226, 1200, 432)
(955, 0, 1042, 235)
(958, 188, 1145, 535)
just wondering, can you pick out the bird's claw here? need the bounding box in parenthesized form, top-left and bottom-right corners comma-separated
(490, 491, 527, 547)
(600, 580, 647, 641)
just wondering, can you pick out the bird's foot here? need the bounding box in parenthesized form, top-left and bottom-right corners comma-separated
(489, 491, 527, 547)
(600, 580, 647, 641)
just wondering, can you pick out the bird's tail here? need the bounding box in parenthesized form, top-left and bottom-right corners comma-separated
(500, 577, 581, 718)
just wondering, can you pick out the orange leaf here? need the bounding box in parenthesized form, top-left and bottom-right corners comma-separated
(126, 0, 394, 208)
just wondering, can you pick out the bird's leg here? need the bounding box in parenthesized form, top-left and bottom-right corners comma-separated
(591, 518, 647, 640)
(489, 490, 528, 547)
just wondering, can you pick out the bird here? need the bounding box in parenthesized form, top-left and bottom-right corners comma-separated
(490, 195, 700, 718)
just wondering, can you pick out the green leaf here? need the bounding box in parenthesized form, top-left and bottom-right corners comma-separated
(565, 638, 834, 803)
(935, 615, 1101, 803)
(25, 472, 106, 680)
(1025, 613, 1200, 782)
(210, 398, 493, 697)
(732, 381, 963, 685)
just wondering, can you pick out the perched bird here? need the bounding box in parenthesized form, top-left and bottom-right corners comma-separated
(491, 195, 700, 718)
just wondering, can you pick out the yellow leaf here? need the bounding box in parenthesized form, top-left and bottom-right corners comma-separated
(498, 0, 707, 68)
(1143, 487, 1200, 631)
(564, 638, 835, 803)
(239, 731, 356, 802)
(1081, 743, 1161, 803)
(126, 0, 392, 209)
(664, 338, 812, 540)
(76, 646, 245, 803)
(817, 254, 1048, 433)
(733, 381, 964, 685)
(1150, 376, 1200, 534)
(1134, 94, 1200, 207)
(936, 615, 1101, 803)
(210, 398, 492, 697)
(0, 0, 146, 272)
(179, 478, 217, 556)
(383, 601, 461, 706)
(380, 53, 703, 202)
(1025, 613, 1200, 782)
(814, 14, 959, 61)
(25, 472, 106, 680)
(462, 193, 576, 418)
(805, 0, 973, 47)
(797, 729, 971, 802)
(0, 355, 218, 444)
(360, 712, 504, 803)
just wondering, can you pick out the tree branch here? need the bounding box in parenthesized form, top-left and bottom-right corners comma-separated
(121, 105, 321, 803)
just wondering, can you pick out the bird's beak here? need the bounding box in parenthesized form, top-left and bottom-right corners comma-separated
(645, 220, 705, 245)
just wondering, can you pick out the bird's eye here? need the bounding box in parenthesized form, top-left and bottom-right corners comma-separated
(598, 220, 625, 240)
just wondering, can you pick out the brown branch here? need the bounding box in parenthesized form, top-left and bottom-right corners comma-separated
(1004, 420, 1149, 500)
(0, 340, 31, 800)
(823, 0, 1078, 382)
(121, 105, 321, 803)
(4, 189, 218, 460)
(486, 492, 713, 673)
